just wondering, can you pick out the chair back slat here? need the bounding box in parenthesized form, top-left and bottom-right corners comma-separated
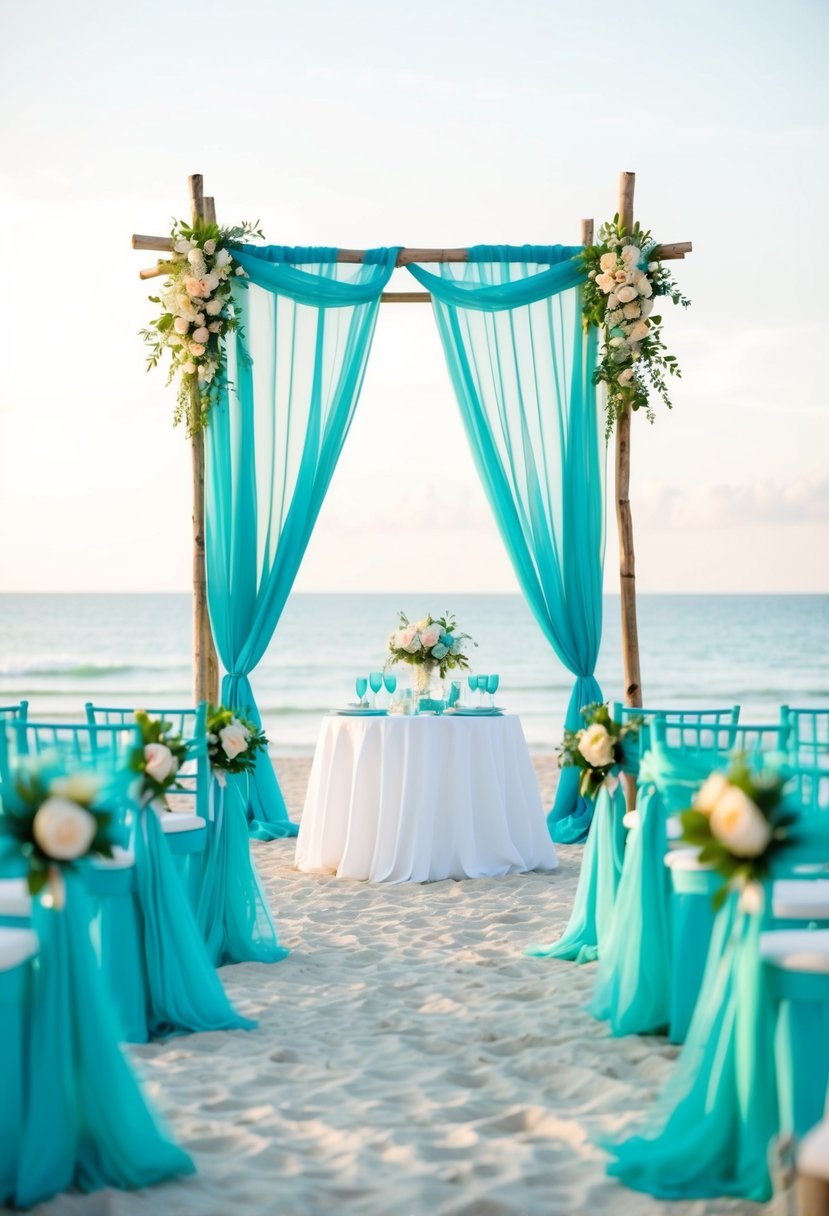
(611, 704, 741, 762)
(652, 716, 790, 762)
(780, 707, 829, 769)
(84, 704, 208, 819)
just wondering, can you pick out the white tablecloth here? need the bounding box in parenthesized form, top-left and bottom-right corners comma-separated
(295, 714, 558, 883)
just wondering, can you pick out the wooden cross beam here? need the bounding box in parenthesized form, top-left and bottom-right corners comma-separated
(132, 234, 693, 303)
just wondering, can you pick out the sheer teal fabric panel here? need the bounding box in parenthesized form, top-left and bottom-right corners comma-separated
(13, 875, 193, 1208)
(408, 247, 604, 843)
(196, 775, 289, 966)
(526, 782, 625, 963)
(206, 247, 397, 839)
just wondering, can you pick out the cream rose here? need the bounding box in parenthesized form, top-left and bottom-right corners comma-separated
(219, 721, 250, 760)
(599, 252, 617, 273)
(693, 772, 731, 816)
(595, 272, 616, 294)
(638, 277, 654, 298)
(181, 361, 197, 374)
(214, 248, 232, 267)
(627, 320, 650, 342)
(144, 742, 177, 784)
(203, 238, 217, 255)
(33, 797, 97, 861)
(616, 284, 638, 305)
(709, 786, 772, 857)
(617, 367, 635, 386)
(189, 343, 206, 357)
(185, 276, 205, 297)
(192, 326, 210, 344)
(173, 316, 190, 335)
(622, 302, 641, 320)
(206, 298, 223, 316)
(640, 299, 654, 318)
(621, 245, 640, 265)
(202, 273, 220, 293)
(578, 723, 615, 768)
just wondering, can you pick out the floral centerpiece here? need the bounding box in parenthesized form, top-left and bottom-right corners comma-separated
(132, 711, 189, 808)
(679, 757, 794, 909)
(387, 611, 476, 698)
(141, 217, 263, 433)
(206, 705, 268, 786)
(580, 217, 690, 435)
(558, 702, 642, 799)
(0, 760, 116, 904)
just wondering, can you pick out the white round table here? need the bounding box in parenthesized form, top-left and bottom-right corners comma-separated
(295, 713, 558, 883)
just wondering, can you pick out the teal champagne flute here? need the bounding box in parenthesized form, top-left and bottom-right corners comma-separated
(355, 676, 368, 707)
(383, 672, 398, 706)
(467, 674, 477, 706)
(486, 673, 499, 708)
(369, 671, 383, 708)
(477, 675, 488, 706)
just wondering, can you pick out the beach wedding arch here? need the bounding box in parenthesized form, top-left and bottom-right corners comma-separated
(132, 171, 692, 842)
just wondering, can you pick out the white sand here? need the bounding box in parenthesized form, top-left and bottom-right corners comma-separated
(30, 758, 774, 1216)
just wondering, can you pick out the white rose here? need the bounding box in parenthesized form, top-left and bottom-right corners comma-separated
(188, 248, 204, 266)
(577, 723, 615, 768)
(638, 277, 654, 298)
(627, 320, 650, 342)
(192, 326, 210, 344)
(599, 252, 617, 273)
(693, 772, 731, 816)
(33, 797, 97, 861)
(595, 272, 616, 293)
(617, 367, 635, 386)
(49, 773, 101, 804)
(202, 273, 220, 292)
(214, 248, 232, 267)
(204, 238, 217, 255)
(622, 302, 641, 320)
(709, 786, 772, 857)
(174, 238, 191, 254)
(620, 245, 640, 265)
(608, 336, 627, 348)
(219, 721, 249, 761)
(648, 261, 659, 272)
(144, 742, 176, 784)
(206, 298, 223, 316)
(173, 316, 190, 335)
(616, 284, 638, 304)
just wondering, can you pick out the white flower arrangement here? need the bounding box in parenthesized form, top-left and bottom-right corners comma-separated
(387, 612, 476, 679)
(205, 704, 268, 785)
(141, 218, 263, 433)
(580, 217, 690, 435)
(558, 702, 642, 798)
(679, 758, 794, 909)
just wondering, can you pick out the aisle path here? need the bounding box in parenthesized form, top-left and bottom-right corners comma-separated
(32, 760, 767, 1216)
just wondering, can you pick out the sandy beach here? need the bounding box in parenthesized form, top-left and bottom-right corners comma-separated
(27, 757, 773, 1216)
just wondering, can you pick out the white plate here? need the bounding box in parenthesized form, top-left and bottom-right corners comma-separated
(446, 706, 505, 717)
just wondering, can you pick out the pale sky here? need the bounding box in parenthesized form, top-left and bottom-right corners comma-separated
(1, 0, 827, 594)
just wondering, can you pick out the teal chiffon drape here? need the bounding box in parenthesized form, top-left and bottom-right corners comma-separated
(408, 247, 605, 842)
(13, 875, 193, 1208)
(526, 781, 626, 962)
(206, 247, 398, 839)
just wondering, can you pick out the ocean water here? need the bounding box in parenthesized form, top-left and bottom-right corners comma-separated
(0, 593, 827, 755)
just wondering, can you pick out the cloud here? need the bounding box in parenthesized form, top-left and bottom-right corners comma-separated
(638, 474, 829, 529)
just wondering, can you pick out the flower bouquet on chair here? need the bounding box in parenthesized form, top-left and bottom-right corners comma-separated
(387, 611, 476, 709)
(205, 705, 268, 787)
(679, 757, 793, 909)
(558, 702, 642, 799)
(132, 711, 188, 810)
(0, 760, 118, 905)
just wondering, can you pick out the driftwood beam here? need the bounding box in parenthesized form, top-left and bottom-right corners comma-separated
(381, 291, 431, 303)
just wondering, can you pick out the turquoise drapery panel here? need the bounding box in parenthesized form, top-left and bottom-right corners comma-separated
(206, 246, 398, 839)
(408, 247, 605, 843)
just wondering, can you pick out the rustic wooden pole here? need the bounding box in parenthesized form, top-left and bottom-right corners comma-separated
(580, 218, 594, 247)
(187, 174, 220, 708)
(615, 171, 643, 713)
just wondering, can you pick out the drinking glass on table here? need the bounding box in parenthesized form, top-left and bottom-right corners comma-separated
(383, 672, 397, 706)
(477, 675, 489, 706)
(369, 671, 384, 708)
(486, 673, 500, 708)
(466, 674, 478, 706)
(355, 676, 368, 707)
(448, 680, 461, 708)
